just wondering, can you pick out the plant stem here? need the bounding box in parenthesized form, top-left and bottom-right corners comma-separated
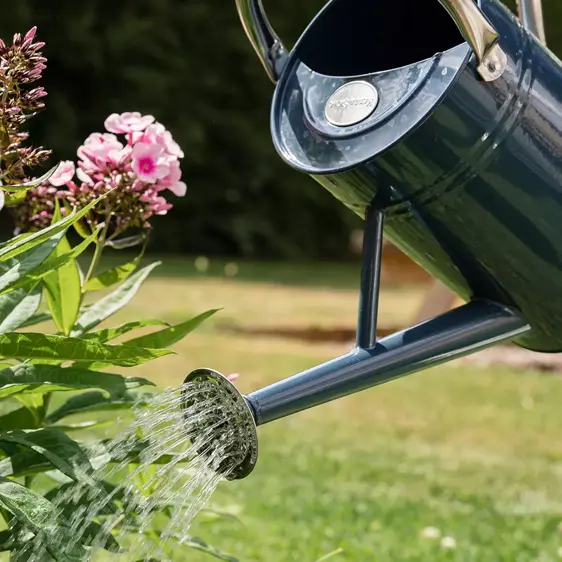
(38, 392, 52, 425)
(83, 221, 109, 287)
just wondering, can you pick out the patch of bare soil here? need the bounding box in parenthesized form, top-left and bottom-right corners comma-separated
(218, 323, 397, 344)
(454, 345, 562, 373)
(219, 323, 562, 373)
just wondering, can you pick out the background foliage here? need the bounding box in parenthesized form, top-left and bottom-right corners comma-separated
(1, 0, 561, 259)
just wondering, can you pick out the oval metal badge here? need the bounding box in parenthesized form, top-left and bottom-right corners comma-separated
(325, 81, 379, 127)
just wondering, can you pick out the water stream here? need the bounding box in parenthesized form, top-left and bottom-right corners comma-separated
(14, 380, 243, 561)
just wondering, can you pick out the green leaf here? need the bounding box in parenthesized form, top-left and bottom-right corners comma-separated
(44, 479, 126, 516)
(52, 420, 110, 432)
(71, 261, 161, 336)
(17, 311, 52, 329)
(43, 236, 81, 335)
(162, 534, 238, 561)
(46, 390, 152, 424)
(124, 309, 220, 349)
(0, 332, 174, 366)
(0, 455, 49, 478)
(34, 480, 121, 552)
(0, 166, 59, 192)
(314, 548, 345, 562)
(106, 233, 146, 249)
(0, 476, 54, 531)
(74, 521, 121, 553)
(80, 319, 169, 344)
(0, 407, 38, 430)
(14, 394, 44, 410)
(105, 438, 189, 466)
(0, 529, 11, 549)
(0, 363, 154, 399)
(83, 254, 143, 293)
(13, 394, 44, 428)
(0, 230, 64, 294)
(17, 301, 92, 330)
(0, 284, 42, 333)
(0, 528, 33, 551)
(43, 202, 83, 335)
(73, 218, 92, 240)
(184, 536, 239, 561)
(3, 190, 27, 207)
(0, 429, 93, 482)
(0, 440, 112, 479)
(1, 228, 100, 296)
(60, 199, 91, 241)
(0, 476, 82, 560)
(0, 194, 104, 263)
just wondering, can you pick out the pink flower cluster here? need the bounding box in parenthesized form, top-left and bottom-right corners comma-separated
(81, 111, 186, 197)
(16, 112, 187, 237)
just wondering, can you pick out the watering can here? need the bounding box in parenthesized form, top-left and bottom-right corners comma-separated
(185, 0, 561, 479)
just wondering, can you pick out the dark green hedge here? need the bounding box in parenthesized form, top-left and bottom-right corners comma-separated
(2, 0, 561, 259)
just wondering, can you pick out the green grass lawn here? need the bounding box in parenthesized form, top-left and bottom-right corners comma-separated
(10, 255, 562, 561)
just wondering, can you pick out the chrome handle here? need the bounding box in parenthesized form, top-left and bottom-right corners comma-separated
(437, 0, 507, 81)
(235, 0, 508, 84)
(235, 0, 288, 83)
(517, 0, 546, 45)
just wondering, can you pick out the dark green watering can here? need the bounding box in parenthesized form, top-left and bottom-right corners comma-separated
(185, 0, 560, 480)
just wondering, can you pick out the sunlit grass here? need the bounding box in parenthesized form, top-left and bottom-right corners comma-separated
(15, 256, 562, 561)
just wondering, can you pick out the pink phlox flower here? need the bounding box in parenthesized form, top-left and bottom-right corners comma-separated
(139, 188, 172, 215)
(131, 141, 170, 183)
(48, 160, 75, 187)
(107, 145, 132, 166)
(34, 185, 57, 197)
(159, 160, 187, 197)
(76, 152, 97, 172)
(64, 181, 80, 193)
(150, 196, 173, 215)
(76, 167, 94, 185)
(105, 112, 155, 134)
(78, 133, 123, 165)
(141, 123, 184, 159)
(131, 179, 146, 192)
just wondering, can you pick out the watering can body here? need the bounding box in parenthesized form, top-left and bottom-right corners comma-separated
(181, 0, 559, 481)
(237, 0, 562, 353)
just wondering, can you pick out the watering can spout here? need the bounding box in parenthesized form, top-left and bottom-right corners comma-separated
(183, 300, 527, 481)
(184, 208, 530, 481)
(244, 299, 527, 427)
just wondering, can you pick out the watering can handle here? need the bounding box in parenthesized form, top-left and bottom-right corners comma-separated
(235, 0, 547, 83)
(235, 0, 520, 83)
(517, 0, 546, 45)
(235, 0, 288, 83)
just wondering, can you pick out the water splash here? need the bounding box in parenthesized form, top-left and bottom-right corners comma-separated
(14, 380, 248, 561)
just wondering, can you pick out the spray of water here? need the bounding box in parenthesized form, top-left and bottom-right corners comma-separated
(12, 379, 250, 561)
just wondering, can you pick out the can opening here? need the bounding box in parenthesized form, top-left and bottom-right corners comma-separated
(296, 0, 465, 77)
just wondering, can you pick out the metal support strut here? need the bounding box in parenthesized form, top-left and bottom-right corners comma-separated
(357, 207, 384, 350)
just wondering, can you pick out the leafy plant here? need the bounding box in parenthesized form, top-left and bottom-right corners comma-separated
(0, 27, 236, 561)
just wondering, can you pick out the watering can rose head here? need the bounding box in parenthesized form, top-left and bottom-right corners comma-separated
(11, 111, 186, 240)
